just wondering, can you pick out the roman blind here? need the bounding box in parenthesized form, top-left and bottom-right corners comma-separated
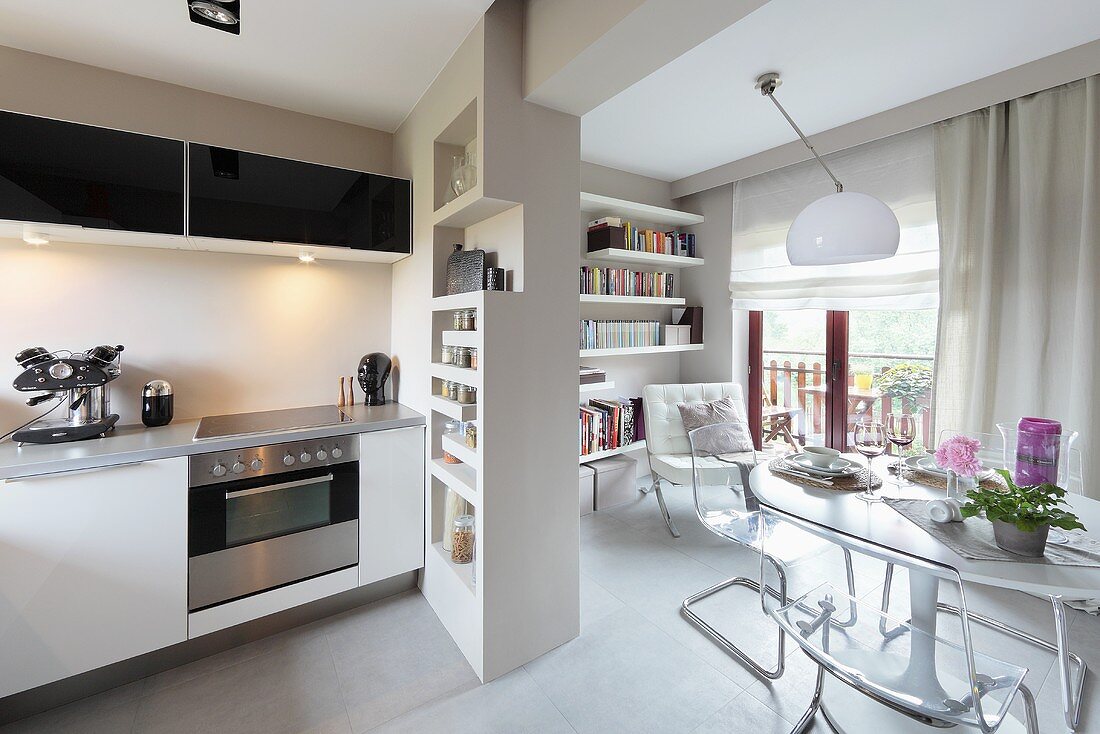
(729, 126, 938, 311)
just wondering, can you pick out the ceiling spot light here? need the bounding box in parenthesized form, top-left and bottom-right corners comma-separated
(298, 250, 316, 264)
(190, 1, 237, 25)
(756, 72, 900, 266)
(22, 225, 49, 246)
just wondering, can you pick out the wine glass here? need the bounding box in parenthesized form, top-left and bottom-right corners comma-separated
(853, 420, 888, 502)
(884, 413, 917, 485)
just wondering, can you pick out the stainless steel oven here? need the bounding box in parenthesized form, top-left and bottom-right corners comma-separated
(188, 435, 358, 611)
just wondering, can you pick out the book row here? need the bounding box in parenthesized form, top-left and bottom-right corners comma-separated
(580, 319, 661, 350)
(580, 397, 639, 457)
(587, 218, 697, 257)
(579, 266, 674, 298)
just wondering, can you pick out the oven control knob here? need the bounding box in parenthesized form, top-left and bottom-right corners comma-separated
(331, 446, 343, 459)
(299, 451, 313, 464)
(283, 452, 295, 466)
(212, 462, 227, 477)
(231, 460, 246, 474)
(251, 458, 263, 472)
(316, 447, 328, 461)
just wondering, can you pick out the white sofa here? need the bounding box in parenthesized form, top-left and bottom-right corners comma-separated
(641, 382, 756, 536)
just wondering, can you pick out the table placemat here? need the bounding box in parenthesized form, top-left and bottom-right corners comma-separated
(884, 499, 1100, 567)
(768, 457, 881, 492)
(899, 468, 1007, 492)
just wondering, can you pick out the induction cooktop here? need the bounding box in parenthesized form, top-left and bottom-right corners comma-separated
(193, 404, 353, 441)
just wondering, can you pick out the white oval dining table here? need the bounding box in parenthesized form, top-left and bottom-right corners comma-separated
(749, 456, 1100, 734)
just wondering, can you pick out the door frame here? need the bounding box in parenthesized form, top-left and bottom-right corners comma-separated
(748, 310, 850, 451)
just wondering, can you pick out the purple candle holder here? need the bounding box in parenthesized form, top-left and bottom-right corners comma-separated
(1015, 417, 1061, 486)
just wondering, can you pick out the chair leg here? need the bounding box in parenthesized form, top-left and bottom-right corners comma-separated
(790, 660, 827, 734)
(878, 562, 909, 641)
(681, 554, 789, 680)
(639, 477, 654, 494)
(934, 598, 1087, 731)
(1017, 683, 1041, 734)
(652, 479, 679, 537)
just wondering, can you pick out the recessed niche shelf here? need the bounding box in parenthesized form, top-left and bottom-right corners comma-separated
(430, 458, 477, 505)
(579, 440, 647, 463)
(580, 192, 704, 227)
(580, 381, 615, 394)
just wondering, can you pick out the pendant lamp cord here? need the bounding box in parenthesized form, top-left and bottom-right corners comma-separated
(758, 77, 844, 193)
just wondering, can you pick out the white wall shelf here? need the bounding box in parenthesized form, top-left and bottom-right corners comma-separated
(428, 542, 475, 596)
(579, 344, 704, 358)
(430, 395, 477, 421)
(442, 432, 481, 471)
(430, 459, 478, 506)
(579, 294, 685, 305)
(585, 248, 704, 269)
(433, 188, 518, 228)
(442, 330, 482, 349)
(431, 362, 482, 390)
(579, 381, 615, 394)
(579, 440, 647, 464)
(580, 192, 704, 227)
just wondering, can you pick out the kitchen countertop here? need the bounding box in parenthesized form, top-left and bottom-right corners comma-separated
(0, 402, 425, 480)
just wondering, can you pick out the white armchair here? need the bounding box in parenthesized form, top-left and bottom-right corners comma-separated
(641, 383, 755, 537)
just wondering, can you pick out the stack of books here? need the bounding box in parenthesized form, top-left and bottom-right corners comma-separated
(587, 218, 697, 258)
(579, 366, 607, 385)
(580, 397, 637, 457)
(580, 320, 661, 350)
(580, 266, 674, 298)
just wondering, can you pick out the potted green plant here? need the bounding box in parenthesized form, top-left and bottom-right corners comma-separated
(961, 470, 1086, 557)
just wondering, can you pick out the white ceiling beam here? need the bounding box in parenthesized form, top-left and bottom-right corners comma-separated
(671, 38, 1100, 199)
(524, 0, 768, 116)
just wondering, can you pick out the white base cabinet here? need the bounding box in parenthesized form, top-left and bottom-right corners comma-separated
(0, 458, 188, 698)
(358, 426, 425, 586)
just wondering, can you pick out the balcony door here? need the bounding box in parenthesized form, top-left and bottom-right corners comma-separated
(748, 308, 937, 453)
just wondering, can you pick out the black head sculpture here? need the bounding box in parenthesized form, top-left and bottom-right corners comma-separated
(357, 352, 392, 406)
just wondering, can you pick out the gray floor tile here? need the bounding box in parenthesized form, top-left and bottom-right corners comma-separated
(691, 690, 799, 733)
(524, 606, 740, 734)
(0, 680, 144, 734)
(368, 668, 574, 734)
(132, 632, 349, 734)
(324, 590, 480, 733)
(579, 573, 625, 631)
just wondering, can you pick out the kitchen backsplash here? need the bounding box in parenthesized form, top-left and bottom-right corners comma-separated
(0, 239, 392, 429)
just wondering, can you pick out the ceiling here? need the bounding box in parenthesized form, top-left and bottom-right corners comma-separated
(0, 0, 494, 132)
(581, 0, 1100, 182)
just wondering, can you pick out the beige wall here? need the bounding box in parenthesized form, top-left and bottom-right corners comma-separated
(0, 45, 396, 429)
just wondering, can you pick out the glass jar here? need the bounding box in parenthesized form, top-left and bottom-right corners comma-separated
(454, 347, 471, 368)
(465, 423, 477, 449)
(462, 309, 476, 331)
(457, 384, 476, 404)
(442, 418, 463, 436)
(441, 490, 467, 553)
(451, 514, 474, 564)
(440, 380, 452, 399)
(440, 345, 454, 365)
(469, 347, 478, 370)
(452, 310, 464, 331)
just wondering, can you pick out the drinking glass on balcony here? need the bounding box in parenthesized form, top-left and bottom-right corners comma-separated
(885, 413, 917, 485)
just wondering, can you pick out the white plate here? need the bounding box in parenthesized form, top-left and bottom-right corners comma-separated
(905, 455, 995, 481)
(788, 454, 860, 476)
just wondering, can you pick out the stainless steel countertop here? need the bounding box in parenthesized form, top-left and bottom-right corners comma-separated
(0, 402, 425, 480)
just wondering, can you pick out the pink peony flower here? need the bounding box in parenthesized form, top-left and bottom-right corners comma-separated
(934, 435, 983, 477)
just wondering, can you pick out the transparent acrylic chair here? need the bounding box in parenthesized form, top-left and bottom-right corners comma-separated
(680, 422, 859, 680)
(761, 504, 1040, 734)
(879, 428, 1087, 730)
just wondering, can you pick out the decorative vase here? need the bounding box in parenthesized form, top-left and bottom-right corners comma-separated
(991, 520, 1049, 557)
(946, 469, 959, 500)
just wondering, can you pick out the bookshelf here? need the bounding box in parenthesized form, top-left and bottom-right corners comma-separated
(586, 248, 704, 269)
(579, 440, 648, 464)
(580, 192, 704, 227)
(580, 344, 704, 358)
(580, 380, 615, 394)
(579, 294, 685, 305)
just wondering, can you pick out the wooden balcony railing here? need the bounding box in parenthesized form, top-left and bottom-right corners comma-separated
(763, 350, 934, 449)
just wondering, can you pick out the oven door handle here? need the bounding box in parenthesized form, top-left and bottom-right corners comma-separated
(224, 473, 334, 500)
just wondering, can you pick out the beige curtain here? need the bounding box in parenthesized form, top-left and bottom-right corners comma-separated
(934, 76, 1100, 496)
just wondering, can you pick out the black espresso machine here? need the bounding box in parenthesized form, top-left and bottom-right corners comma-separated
(11, 344, 125, 444)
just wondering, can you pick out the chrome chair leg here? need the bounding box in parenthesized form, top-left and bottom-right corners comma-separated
(1051, 595, 1083, 731)
(878, 562, 909, 640)
(652, 479, 680, 537)
(1017, 683, 1041, 734)
(790, 660, 827, 734)
(681, 555, 788, 680)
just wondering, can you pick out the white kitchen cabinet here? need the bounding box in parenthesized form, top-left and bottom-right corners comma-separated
(358, 426, 425, 586)
(0, 458, 188, 698)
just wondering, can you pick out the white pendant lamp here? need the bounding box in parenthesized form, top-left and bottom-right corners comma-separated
(756, 73, 900, 266)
